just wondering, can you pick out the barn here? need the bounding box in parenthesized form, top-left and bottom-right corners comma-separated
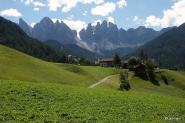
(99, 58, 114, 67)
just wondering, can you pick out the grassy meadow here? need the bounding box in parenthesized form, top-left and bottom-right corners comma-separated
(0, 80, 185, 122)
(0, 44, 119, 87)
(0, 44, 185, 122)
(96, 70, 185, 98)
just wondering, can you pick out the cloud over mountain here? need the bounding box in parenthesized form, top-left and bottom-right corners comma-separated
(91, 2, 116, 16)
(48, 0, 104, 12)
(145, 0, 185, 28)
(0, 8, 22, 17)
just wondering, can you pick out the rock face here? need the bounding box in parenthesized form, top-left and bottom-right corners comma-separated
(19, 17, 77, 44)
(79, 21, 171, 54)
(19, 17, 172, 57)
(19, 18, 32, 36)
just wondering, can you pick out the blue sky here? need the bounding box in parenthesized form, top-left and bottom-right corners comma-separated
(0, 0, 185, 32)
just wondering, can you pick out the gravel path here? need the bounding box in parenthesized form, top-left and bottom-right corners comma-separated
(88, 74, 118, 88)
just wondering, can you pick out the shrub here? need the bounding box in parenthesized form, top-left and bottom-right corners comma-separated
(120, 72, 131, 91)
(128, 56, 139, 71)
(161, 75, 169, 85)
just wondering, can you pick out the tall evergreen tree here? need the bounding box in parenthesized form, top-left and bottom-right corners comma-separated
(113, 53, 121, 66)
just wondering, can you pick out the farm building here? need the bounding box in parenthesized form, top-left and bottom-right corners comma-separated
(99, 58, 126, 68)
(99, 58, 114, 67)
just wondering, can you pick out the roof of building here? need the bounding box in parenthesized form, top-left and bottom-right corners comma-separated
(100, 58, 113, 62)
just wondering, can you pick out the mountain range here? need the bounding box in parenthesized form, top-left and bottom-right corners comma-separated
(19, 17, 171, 57)
(1, 16, 185, 69)
(81, 22, 161, 49)
(19, 17, 98, 59)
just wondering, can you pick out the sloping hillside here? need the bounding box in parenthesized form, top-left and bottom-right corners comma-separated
(44, 40, 99, 59)
(0, 44, 118, 87)
(130, 23, 185, 69)
(96, 70, 185, 98)
(0, 16, 65, 62)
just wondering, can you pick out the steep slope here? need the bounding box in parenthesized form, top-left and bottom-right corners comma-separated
(79, 21, 172, 55)
(0, 44, 118, 86)
(19, 17, 77, 44)
(80, 21, 171, 45)
(44, 40, 99, 59)
(0, 16, 64, 62)
(131, 23, 185, 69)
(19, 18, 32, 36)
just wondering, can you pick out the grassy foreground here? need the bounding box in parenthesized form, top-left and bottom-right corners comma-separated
(0, 44, 119, 87)
(0, 80, 185, 123)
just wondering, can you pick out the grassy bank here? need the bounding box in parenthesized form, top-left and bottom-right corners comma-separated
(0, 44, 119, 87)
(97, 70, 185, 98)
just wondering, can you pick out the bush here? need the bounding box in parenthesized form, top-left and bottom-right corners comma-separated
(128, 56, 139, 71)
(120, 72, 131, 91)
(161, 75, 169, 85)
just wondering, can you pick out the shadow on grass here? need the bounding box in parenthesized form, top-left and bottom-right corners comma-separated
(150, 78, 160, 86)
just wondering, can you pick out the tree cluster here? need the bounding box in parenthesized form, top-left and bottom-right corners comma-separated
(128, 50, 157, 81)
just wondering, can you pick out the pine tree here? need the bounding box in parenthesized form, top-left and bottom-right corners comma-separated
(113, 53, 121, 67)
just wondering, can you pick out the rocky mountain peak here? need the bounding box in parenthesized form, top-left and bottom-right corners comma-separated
(19, 18, 32, 36)
(40, 17, 53, 25)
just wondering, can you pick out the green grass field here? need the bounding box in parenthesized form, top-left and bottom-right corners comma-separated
(0, 44, 185, 122)
(96, 70, 185, 98)
(0, 44, 119, 87)
(0, 80, 184, 122)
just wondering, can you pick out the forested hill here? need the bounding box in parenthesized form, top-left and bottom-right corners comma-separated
(0, 16, 65, 62)
(130, 23, 185, 69)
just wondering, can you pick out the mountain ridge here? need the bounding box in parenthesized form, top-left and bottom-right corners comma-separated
(0, 16, 65, 62)
(19, 17, 173, 58)
(129, 22, 185, 69)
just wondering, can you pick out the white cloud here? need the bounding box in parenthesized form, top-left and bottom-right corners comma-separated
(133, 16, 144, 25)
(133, 16, 139, 22)
(145, 16, 161, 27)
(20, 0, 32, 5)
(51, 18, 86, 33)
(63, 19, 87, 33)
(0, 8, 22, 17)
(117, 0, 127, 8)
(107, 16, 115, 23)
(21, 0, 46, 7)
(32, 1, 45, 7)
(48, 0, 104, 12)
(30, 22, 36, 27)
(33, 7, 40, 11)
(91, 2, 116, 16)
(145, 0, 185, 28)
